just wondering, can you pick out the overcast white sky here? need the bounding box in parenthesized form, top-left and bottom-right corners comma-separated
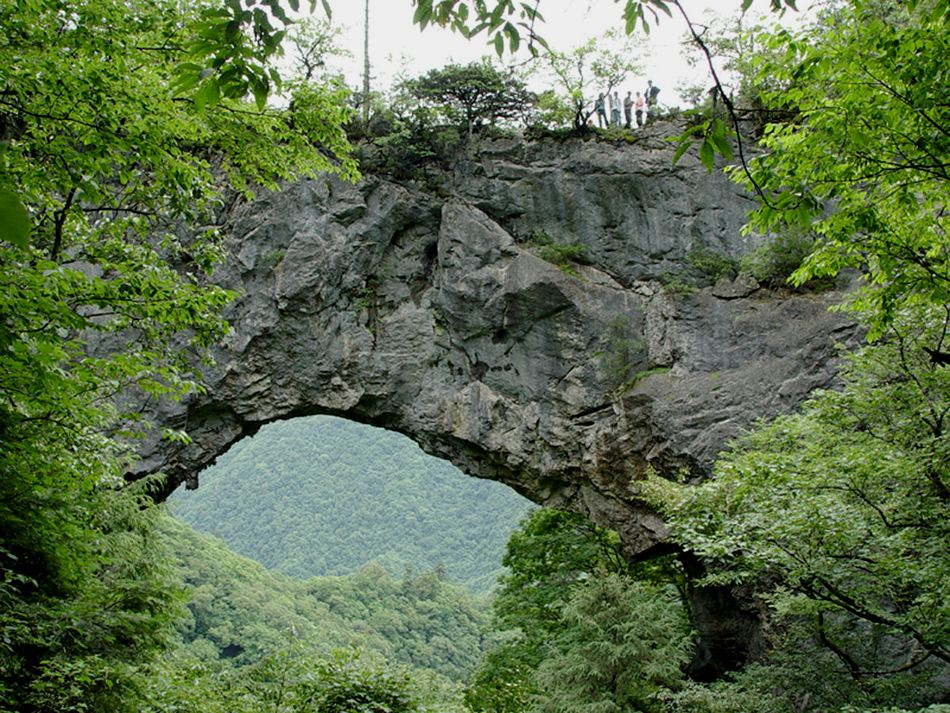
(308, 1, 810, 107)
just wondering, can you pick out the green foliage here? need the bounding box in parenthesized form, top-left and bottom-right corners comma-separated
(671, 117, 735, 171)
(531, 573, 691, 713)
(287, 15, 348, 82)
(172, 0, 330, 111)
(466, 509, 629, 709)
(599, 316, 648, 392)
(527, 230, 590, 275)
(652, 244, 744, 293)
(657, 272, 697, 295)
(737, 229, 817, 287)
(464, 636, 539, 713)
(645, 304, 950, 707)
(1, 0, 355, 251)
(170, 415, 531, 593)
(128, 514, 483, 710)
(727, 1, 950, 338)
(665, 625, 949, 713)
(595, 125, 641, 143)
(360, 94, 464, 180)
(402, 59, 534, 136)
(0, 215, 214, 710)
(0, 189, 30, 249)
(492, 509, 631, 633)
(411, 0, 549, 55)
(616, 367, 672, 395)
(144, 643, 425, 713)
(159, 511, 493, 682)
(410, 1, 797, 51)
(237, 647, 420, 713)
(679, 11, 797, 131)
(531, 34, 640, 130)
(468, 508, 687, 711)
(686, 245, 739, 283)
(532, 89, 577, 131)
(0, 481, 185, 713)
(307, 649, 420, 713)
(660, 10, 950, 698)
(0, 0, 357, 709)
(262, 248, 286, 268)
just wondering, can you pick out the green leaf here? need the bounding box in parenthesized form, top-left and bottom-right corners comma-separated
(699, 136, 715, 171)
(413, 1, 432, 27)
(671, 137, 692, 166)
(505, 22, 520, 53)
(171, 70, 201, 94)
(194, 78, 221, 110)
(0, 189, 30, 249)
(709, 120, 734, 160)
(252, 79, 268, 110)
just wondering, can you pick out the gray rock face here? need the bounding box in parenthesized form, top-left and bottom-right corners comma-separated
(139, 132, 855, 563)
(134, 130, 858, 674)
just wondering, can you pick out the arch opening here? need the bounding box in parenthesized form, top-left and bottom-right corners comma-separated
(168, 414, 533, 594)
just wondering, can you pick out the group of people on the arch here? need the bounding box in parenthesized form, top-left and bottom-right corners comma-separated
(594, 80, 660, 129)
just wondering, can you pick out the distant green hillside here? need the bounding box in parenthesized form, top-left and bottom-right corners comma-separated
(159, 515, 490, 685)
(169, 416, 532, 592)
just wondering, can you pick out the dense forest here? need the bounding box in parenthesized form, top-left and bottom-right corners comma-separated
(1, 0, 948, 711)
(155, 514, 489, 709)
(170, 416, 531, 593)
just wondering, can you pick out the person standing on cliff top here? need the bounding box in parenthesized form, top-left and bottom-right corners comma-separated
(595, 92, 608, 128)
(634, 91, 645, 127)
(611, 91, 621, 126)
(623, 91, 633, 129)
(645, 80, 660, 123)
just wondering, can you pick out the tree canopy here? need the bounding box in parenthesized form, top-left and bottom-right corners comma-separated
(0, 0, 354, 706)
(402, 59, 534, 136)
(465, 509, 687, 712)
(729, 0, 949, 338)
(532, 34, 640, 130)
(646, 303, 950, 709)
(146, 515, 474, 711)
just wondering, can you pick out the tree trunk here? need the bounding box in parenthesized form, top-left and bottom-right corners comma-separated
(679, 552, 767, 681)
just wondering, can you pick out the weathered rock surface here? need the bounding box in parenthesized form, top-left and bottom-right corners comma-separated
(136, 130, 857, 672)
(140, 131, 854, 551)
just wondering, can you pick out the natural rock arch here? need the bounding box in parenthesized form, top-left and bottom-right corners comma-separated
(136, 131, 856, 674)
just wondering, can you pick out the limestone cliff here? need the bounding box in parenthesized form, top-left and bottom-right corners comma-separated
(136, 129, 857, 673)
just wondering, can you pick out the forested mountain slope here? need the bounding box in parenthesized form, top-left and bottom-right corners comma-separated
(159, 514, 491, 684)
(169, 416, 532, 592)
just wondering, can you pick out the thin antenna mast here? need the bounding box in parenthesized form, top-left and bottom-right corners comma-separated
(362, 0, 370, 124)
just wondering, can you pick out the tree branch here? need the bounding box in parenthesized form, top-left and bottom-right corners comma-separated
(669, 0, 776, 209)
(51, 187, 77, 261)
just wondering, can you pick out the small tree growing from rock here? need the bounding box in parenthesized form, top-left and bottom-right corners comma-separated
(532, 32, 640, 130)
(402, 59, 535, 136)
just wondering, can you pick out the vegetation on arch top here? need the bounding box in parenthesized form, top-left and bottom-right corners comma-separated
(408, 0, 948, 341)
